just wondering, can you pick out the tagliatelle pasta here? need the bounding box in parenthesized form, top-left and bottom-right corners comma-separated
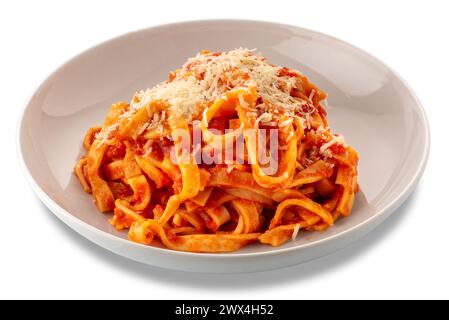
(74, 48, 359, 253)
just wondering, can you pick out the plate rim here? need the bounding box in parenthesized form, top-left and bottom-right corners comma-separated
(17, 19, 431, 259)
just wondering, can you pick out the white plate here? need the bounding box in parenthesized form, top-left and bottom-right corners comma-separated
(18, 20, 430, 273)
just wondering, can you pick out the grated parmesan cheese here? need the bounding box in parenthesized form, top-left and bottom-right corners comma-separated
(278, 118, 293, 128)
(254, 112, 273, 128)
(319, 133, 347, 158)
(238, 94, 248, 110)
(129, 49, 314, 124)
(98, 48, 324, 146)
(226, 164, 237, 173)
(133, 77, 204, 123)
(137, 122, 150, 136)
(292, 224, 301, 241)
(95, 123, 118, 145)
(309, 89, 316, 101)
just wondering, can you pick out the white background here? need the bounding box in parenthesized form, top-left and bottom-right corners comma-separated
(1, 0, 448, 299)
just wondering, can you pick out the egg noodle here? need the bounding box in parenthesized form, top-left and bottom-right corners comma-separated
(74, 49, 359, 253)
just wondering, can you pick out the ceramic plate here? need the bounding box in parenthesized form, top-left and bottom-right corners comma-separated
(18, 20, 430, 273)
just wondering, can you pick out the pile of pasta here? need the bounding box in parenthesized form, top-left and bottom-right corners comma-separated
(75, 49, 359, 253)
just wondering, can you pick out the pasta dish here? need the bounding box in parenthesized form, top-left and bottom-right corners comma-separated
(74, 48, 359, 253)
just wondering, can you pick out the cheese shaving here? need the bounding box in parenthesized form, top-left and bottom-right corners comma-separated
(292, 224, 301, 241)
(319, 133, 347, 158)
(254, 112, 273, 128)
